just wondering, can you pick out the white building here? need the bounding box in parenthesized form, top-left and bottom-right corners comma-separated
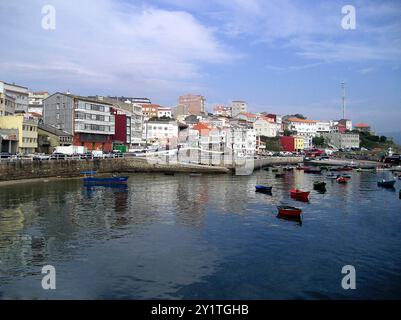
(286, 117, 318, 137)
(316, 121, 331, 134)
(157, 107, 172, 118)
(253, 118, 281, 137)
(322, 133, 360, 149)
(225, 125, 256, 157)
(0, 81, 29, 113)
(144, 120, 178, 144)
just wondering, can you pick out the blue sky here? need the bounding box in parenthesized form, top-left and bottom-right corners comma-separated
(0, 0, 400, 131)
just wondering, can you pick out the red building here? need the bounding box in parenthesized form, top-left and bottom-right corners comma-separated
(111, 107, 130, 146)
(280, 136, 295, 152)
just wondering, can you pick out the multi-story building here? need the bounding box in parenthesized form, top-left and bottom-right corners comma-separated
(231, 100, 248, 117)
(0, 90, 16, 116)
(144, 119, 179, 145)
(213, 105, 232, 117)
(28, 91, 49, 115)
(157, 107, 172, 118)
(141, 104, 161, 121)
(43, 93, 115, 152)
(338, 119, 353, 131)
(225, 124, 256, 157)
(0, 81, 29, 113)
(354, 123, 371, 133)
(236, 112, 258, 123)
(173, 104, 189, 119)
(178, 94, 205, 116)
(0, 114, 38, 154)
(294, 136, 305, 152)
(316, 121, 331, 134)
(322, 133, 360, 149)
(253, 117, 281, 137)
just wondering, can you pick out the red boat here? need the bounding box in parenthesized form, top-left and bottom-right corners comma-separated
(277, 206, 302, 218)
(337, 176, 349, 183)
(290, 189, 310, 201)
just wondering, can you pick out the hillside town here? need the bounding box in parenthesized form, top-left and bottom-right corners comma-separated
(0, 79, 389, 162)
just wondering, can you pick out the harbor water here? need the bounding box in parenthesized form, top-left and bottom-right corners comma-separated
(0, 169, 401, 299)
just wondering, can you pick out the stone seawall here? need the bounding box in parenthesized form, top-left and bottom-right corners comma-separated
(253, 157, 303, 170)
(0, 158, 229, 181)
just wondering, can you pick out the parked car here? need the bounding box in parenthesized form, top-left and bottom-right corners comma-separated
(33, 154, 51, 160)
(51, 153, 67, 160)
(0, 152, 11, 158)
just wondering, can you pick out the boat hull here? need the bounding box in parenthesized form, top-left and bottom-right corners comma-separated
(255, 185, 273, 193)
(290, 189, 310, 201)
(277, 206, 302, 217)
(83, 177, 128, 184)
(377, 180, 396, 188)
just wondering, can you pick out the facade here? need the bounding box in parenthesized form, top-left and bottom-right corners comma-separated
(0, 90, 16, 116)
(28, 91, 49, 115)
(225, 125, 256, 157)
(338, 119, 353, 131)
(43, 93, 115, 152)
(111, 107, 131, 147)
(144, 119, 179, 145)
(354, 123, 371, 133)
(37, 123, 73, 154)
(0, 114, 38, 154)
(231, 101, 248, 117)
(174, 104, 189, 119)
(0, 81, 29, 113)
(280, 136, 295, 152)
(294, 136, 305, 152)
(286, 117, 318, 137)
(157, 107, 172, 118)
(107, 97, 151, 105)
(0, 129, 18, 153)
(322, 133, 360, 149)
(316, 121, 331, 134)
(253, 118, 280, 137)
(141, 104, 161, 121)
(213, 105, 232, 117)
(178, 94, 205, 116)
(236, 112, 258, 123)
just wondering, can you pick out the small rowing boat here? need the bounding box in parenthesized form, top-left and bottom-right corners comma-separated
(277, 205, 302, 218)
(377, 179, 396, 188)
(290, 189, 310, 201)
(255, 185, 273, 193)
(313, 181, 326, 189)
(275, 173, 285, 178)
(83, 176, 129, 184)
(336, 176, 349, 184)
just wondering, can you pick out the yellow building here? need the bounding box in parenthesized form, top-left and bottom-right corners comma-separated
(294, 136, 305, 152)
(0, 114, 38, 154)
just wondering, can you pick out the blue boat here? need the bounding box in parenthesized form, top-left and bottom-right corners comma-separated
(255, 185, 273, 193)
(83, 176, 129, 184)
(377, 179, 396, 188)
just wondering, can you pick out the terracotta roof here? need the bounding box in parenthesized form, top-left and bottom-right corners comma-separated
(354, 123, 370, 128)
(193, 122, 211, 135)
(287, 117, 318, 123)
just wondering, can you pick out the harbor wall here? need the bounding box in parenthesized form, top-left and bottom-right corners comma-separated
(0, 156, 305, 182)
(0, 158, 229, 181)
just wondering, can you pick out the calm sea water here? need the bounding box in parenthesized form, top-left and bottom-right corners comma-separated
(0, 169, 401, 299)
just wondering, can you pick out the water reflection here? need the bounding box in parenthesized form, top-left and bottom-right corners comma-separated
(0, 171, 401, 299)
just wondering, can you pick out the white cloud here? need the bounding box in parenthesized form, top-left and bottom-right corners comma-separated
(0, 0, 234, 100)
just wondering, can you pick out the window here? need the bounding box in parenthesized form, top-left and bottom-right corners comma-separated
(56, 113, 60, 120)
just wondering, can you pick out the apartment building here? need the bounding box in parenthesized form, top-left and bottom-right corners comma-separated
(178, 94, 205, 116)
(0, 114, 38, 154)
(322, 132, 360, 149)
(43, 93, 115, 152)
(253, 117, 281, 137)
(0, 81, 29, 113)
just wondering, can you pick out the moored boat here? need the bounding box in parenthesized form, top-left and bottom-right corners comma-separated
(275, 173, 285, 178)
(277, 205, 302, 218)
(255, 185, 273, 193)
(377, 179, 396, 188)
(326, 174, 339, 179)
(83, 176, 129, 184)
(189, 172, 202, 177)
(290, 189, 310, 201)
(313, 181, 326, 189)
(336, 176, 349, 184)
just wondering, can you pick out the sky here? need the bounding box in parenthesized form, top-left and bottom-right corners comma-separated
(0, 0, 400, 132)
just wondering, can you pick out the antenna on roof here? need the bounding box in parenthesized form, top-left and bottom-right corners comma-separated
(341, 82, 346, 119)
